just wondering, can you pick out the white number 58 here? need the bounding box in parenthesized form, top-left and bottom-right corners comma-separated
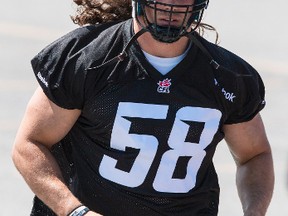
(99, 102, 221, 193)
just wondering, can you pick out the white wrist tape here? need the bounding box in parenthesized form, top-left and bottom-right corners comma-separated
(68, 205, 90, 216)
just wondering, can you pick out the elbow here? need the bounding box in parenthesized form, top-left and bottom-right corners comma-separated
(11, 136, 37, 173)
(11, 140, 25, 172)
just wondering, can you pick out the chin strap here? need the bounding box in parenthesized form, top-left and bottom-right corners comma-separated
(186, 32, 253, 78)
(186, 32, 220, 70)
(89, 28, 147, 70)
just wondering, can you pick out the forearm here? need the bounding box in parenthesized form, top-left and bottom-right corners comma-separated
(12, 140, 81, 216)
(236, 151, 274, 216)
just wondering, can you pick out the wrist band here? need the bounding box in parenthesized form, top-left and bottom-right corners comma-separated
(68, 205, 90, 216)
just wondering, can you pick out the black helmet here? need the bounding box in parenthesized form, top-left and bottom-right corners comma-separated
(132, 0, 209, 43)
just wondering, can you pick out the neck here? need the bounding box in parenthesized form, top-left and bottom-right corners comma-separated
(133, 19, 190, 58)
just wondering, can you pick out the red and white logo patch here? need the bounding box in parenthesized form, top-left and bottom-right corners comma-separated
(157, 78, 172, 93)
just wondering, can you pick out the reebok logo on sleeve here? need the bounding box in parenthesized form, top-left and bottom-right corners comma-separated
(214, 79, 236, 103)
(37, 71, 48, 87)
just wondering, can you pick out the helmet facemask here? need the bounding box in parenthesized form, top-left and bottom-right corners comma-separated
(133, 0, 209, 43)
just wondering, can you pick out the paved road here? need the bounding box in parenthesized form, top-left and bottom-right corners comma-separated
(1, 0, 287, 215)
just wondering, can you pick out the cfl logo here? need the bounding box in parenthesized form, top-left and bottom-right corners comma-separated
(157, 78, 172, 94)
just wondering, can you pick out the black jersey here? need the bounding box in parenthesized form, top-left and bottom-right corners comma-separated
(30, 19, 265, 216)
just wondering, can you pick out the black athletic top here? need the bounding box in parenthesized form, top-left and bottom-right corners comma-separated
(30, 19, 265, 216)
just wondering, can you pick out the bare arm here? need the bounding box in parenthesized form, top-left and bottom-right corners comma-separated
(223, 114, 274, 216)
(12, 87, 101, 216)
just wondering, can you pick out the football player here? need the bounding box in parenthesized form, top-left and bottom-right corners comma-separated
(12, 0, 274, 215)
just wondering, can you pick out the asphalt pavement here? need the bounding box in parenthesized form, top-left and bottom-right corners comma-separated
(1, 0, 287, 215)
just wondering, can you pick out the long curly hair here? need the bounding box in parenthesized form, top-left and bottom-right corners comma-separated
(72, 0, 132, 26)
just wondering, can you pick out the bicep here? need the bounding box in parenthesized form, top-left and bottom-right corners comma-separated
(15, 87, 81, 148)
(223, 113, 271, 166)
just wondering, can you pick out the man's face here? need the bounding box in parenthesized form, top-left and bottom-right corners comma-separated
(144, 0, 195, 28)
